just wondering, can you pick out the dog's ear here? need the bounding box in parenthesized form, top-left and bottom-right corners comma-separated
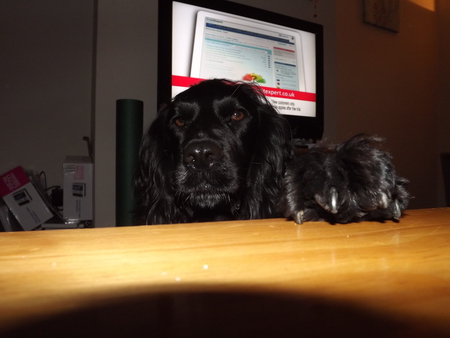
(240, 94, 292, 219)
(134, 105, 184, 225)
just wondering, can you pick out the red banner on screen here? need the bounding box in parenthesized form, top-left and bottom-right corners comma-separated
(172, 75, 316, 102)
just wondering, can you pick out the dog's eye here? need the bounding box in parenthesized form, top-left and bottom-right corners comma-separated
(231, 110, 245, 121)
(174, 118, 185, 127)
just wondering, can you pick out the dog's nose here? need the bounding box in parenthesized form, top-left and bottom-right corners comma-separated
(183, 141, 223, 170)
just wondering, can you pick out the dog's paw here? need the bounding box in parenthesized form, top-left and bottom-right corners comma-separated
(333, 134, 409, 222)
(284, 134, 410, 224)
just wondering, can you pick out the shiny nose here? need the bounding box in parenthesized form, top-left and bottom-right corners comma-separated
(183, 141, 223, 170)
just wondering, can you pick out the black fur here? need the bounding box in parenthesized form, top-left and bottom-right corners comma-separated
(134, 79, 409, 225)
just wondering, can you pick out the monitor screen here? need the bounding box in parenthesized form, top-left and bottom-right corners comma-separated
(158, 0, 324, 140)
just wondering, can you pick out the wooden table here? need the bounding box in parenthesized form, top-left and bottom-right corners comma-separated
(1, 208, 450, 337)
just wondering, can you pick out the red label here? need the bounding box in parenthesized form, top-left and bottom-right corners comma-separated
(0, 166, 30, 197)
(172, 75, 316, 102)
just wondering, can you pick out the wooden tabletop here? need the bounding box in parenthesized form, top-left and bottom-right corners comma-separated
(1, 208, 450, 337)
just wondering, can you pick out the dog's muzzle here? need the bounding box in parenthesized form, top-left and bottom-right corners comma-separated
(183, 140, 223, 171)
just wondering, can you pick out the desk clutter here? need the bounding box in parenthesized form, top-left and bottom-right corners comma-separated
(0, 166, 53, 231)
(0, 158, 92, 231)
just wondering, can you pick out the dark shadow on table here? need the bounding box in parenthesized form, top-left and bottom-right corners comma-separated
(1, 286, 447, 338)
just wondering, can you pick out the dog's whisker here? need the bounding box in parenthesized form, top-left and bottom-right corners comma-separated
(230, 83, 243, 97)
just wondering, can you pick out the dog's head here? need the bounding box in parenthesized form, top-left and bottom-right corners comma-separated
(135, 79, 291, 224)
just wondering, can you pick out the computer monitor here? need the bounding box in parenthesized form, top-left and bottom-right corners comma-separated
(158, 0, 324, 140)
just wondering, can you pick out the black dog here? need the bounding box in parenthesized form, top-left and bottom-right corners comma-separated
(134, 79, 409, 225)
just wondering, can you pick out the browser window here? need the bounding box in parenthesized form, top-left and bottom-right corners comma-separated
(191, 12, 305, 92)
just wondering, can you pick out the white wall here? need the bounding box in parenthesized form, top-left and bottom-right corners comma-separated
(0, 0, 94, 189)
(94, 0, 158, 226)
(335, 1, 442, 208)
